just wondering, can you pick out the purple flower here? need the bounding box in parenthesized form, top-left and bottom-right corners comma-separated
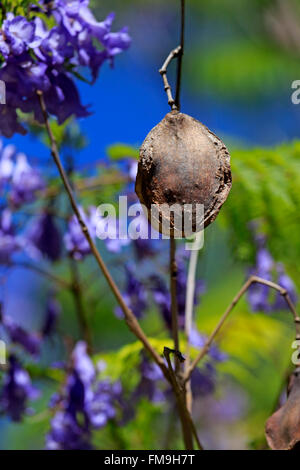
(247, 233, 297, 312)
(29, 212, 62, 261)
(274, 264, 297, 310)
(115, 264, 148, 319)
(0, 14, 37, 57)
(46, 411, 91, 450)
(133, 354, 165, 404)
(0, 355, 39, 421)
(10, 153, 45, 206)
(1, 314, 41, 356)
(0, 209, 22, 263)
(189, 326, 225, 397)
(0, 3, 130, 136)
(64, 206, 96, 260)
(46, 341, 122, 449)
(0, 143, 15, 181)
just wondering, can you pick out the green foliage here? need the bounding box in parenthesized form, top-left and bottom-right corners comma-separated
(186, 41, 300, 100)
(219, 140, 300, 284)
(107, 143, 139, 161)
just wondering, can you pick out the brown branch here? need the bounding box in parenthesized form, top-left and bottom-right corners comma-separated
(159, 45, 182, 110)
(185, 275, 300, 382)
(164, 347, 203, 450)
(170, 236, 180, 372)
(36, 90, 170, 381)
(175, 0, 185, 110)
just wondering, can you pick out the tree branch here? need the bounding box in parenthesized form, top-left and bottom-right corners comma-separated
(170, 236, 180, 372)
(36, 90, 170, 381)
(164, 347, 203, 450)
(184, 275, 300, 382)
(159, 45, 182, 110)
(175, 0, 185, 110)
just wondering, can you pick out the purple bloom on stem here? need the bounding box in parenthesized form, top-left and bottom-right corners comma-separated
(1, 314, 41, 356)
(0, 209, 22, 263)
(46, 341, 123, 449)
(0, 355, 39, 421)
(115, 264, 148, 319)
(10, 153, 44, 206)
(64, 206, 96, 260)
(29, 212, 62, 262)
(247, 233, 297, 312)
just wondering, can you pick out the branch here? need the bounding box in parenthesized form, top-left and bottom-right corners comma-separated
(184, 275, 300, 382)
(159, 45, 182, 110)
(170, 236, 180, 372)
(164, 347, 203, 450)
(175, 0, 185, 109)
(36, 90, 170, 381)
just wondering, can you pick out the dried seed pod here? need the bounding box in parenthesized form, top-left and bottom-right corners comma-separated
(135, 110, 232, 237)
(265, 368, 300, 450)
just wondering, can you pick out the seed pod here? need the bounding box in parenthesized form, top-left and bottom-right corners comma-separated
(135, 110, 232, 237)
(265, 368, 300, 450)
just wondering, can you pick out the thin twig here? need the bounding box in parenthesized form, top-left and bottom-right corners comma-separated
(175, 0, 185, 110)
(170, 236, 180, 372)
(159, 45, 182, 110)
(164, 348, 203, 450)
(36, 90, 170, 380)
(184, 275, 300, 382)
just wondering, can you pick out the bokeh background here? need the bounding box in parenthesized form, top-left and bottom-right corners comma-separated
(1, 0, 300, 449)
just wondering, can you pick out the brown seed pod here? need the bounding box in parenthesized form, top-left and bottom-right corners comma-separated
(135, 110, 232, 237)
(265, 368, 300, 450)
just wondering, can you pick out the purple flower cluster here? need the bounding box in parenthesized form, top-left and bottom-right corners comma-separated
(247, 234, 297, 312)
(0, 313, 41, 356)
(0, 355, 39, 421)
(29, 212, 62, 262)
(64, 206, 97, 260)
(0, 2, 131, 137)
(115, 264, 148, 319)
(0, 142, 44, 207)
(189, 327, 226, 397)
(46, 341, 122, 450)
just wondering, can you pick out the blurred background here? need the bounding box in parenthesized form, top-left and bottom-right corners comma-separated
(2, 0, 300, 450)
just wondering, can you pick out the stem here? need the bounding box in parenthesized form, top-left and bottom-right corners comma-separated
(164, 347, 203, 450)
(184, 275, 300, 382)
(159, 46, 182, 110)
(175, 0, 185, 110)
(170, 236, 180, 372)
(184, 241, 200, 412)
(36, 90, 169, 380)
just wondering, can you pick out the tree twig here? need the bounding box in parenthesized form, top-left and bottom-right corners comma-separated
(36, 90, 170, 380)
(184, 275, 300, 382)
(159, 45, 182, 110)
(170, 236, 180, 372)
(164, 347, 203, 450)
(175, 0, 185, 109)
